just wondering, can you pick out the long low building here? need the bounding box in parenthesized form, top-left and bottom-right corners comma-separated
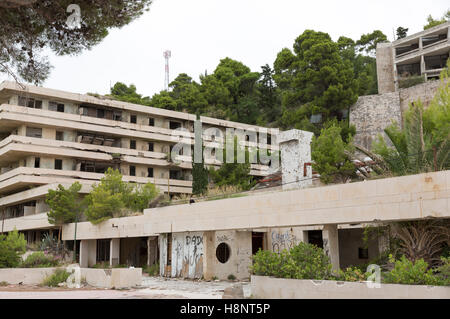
(60, 170, 450, 280)
(0, 80, 278, 245)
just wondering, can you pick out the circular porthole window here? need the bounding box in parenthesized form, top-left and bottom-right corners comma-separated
(216, 243, 231, 264)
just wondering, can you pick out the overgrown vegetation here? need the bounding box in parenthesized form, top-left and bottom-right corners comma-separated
(143, 264, 159, 276)
(398, 75, 426, 89)
(0, 229, 26, 268)
(41, 268, 70, 287)
(20, 252, 60, 268)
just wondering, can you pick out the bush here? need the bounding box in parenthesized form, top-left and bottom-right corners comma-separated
(0, 281, 8, 286)
(143, 264, 159, 276)
(336, 267, 368, 282)
(398, 75, 425, 89)
(382, 255, 439, 285)
(433, 257, 450, 286)
(42, 268, 70, 287)
(250, 243, 333, 280)
(20, 252, 60, 268)
(0, 229, 27, 268)
(227, 274, 236, 281)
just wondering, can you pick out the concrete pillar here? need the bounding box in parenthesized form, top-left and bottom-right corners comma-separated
(88, 240, 97, 267)
(278, 129, 314, 190)
(202, 231, 215, 280)
(322, 224, 340, 272)
(302, 231, 309, 244)
(147, 236, 158, 266)
(79, 240, 89, 268)
(376, 42, 396, 93)
(110, 238, 120, 266)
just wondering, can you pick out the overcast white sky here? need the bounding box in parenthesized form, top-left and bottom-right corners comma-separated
(2, 0, 449, 97)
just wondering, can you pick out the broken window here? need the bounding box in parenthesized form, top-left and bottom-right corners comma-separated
(216, 243, 231, 264)
(130, 140, 136, 150)
(425, 54, 449, 70)
(26, 127, 42, 138)
(169, 170, 181, 180)
(148, 167, 154, 178)
(130, 165, 136, 176)
(149, 117, 155, 126)
(148, 142, 154, 152)
(397, 63, 421, 77)
(130, 115, 137, 124)
(422, 33, 447, 47)
(113, 112, 122, 121)
(358, 247, 369, 259)
(55, 159, 63, 170)
(97, 109, 105, 118)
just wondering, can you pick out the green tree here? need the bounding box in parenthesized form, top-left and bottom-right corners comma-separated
(257, 64, 281, 125)
(192, 118, 209, 196)
(109, 82, 151, 105)
(0, 229, 26, 268)
(424, 10, 450, 30)
(274, 30, 358, 131)
(46, 182, 85, 242)
(356, 30, 388, 56)
(84, 168, 158, 224)
(0, 0, 152, 84)
(396, 27, 409, 39)
(312, 124, 357, 184)
(169, 74, 208, 114)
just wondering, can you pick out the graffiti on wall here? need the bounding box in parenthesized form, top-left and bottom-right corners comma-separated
(171, 232, 204, 279)
(271, 230, 297, 253)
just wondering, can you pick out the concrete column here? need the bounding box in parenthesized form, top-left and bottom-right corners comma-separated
(147, 236, 158, 266)
(110, 238, 120, 266)
(278, 129, 314, 190)
(88, 240, 97, 267)
(322, 224, 340, 272)
(79, 240, 89, 268)
(302, 231, 309, 244)
(202, 231, 215, 280)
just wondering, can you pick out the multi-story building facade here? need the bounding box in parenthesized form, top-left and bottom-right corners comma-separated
(0, 80, 277, 245)
(377, 21, 449, 93)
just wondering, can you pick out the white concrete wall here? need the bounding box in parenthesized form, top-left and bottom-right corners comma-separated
(251, 276, 450, 299)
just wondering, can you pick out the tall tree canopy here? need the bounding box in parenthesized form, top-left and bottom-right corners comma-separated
(0, 0, 152, 84)
(424, 10, 450, 30)
(274, 30, 358, 131)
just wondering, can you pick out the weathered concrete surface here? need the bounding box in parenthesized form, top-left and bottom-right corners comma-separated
(251, 276, 450, 299)
(0, 267, 142, 289)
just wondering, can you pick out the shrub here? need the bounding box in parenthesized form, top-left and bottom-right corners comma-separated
(398, 75, 426, 89)
(42, 268, 70, 287)
(250, 242, 333, 280)
(0, 229, 27, 268)
(20, 252, 60, 268)
(336, 267, 368, 282)
(143, 264, 159, 276)
(227, 274, 236, 281)
(433, 257, 450, 286)
(0, 281, 8, 286)
(382, 255, 439, 286)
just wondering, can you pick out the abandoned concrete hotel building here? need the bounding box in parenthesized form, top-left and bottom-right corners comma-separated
(1, 23, 449, 280)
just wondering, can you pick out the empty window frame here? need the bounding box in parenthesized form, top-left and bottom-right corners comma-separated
(97, 109, 105, 119)
(148, 167, 154, 178)
(55, 159, 63, 170)
(130, 165, 136, 176)
(148, 142, 154, 152)
(149, 117, 155, 126)
(18, 96, 42, 109)
(113, 112, 122, 121)
(96, 239, 111, 262)
(169, 121, 181, 130)
(130, 115, 137, 124)
(34, 157, 40, 168)
(26, 127, 42, 138)
(56, 131, 64, 141)
(130, 140, 136, 150)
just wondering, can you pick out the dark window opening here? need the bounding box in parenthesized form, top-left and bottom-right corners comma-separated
(34, 157, 40, 168)
(397, 63, 421, 77)
(216, 243, 231, 264)
(97, 109, 105, 118)
(55, 159, 63, 170)
(148, 142, 154, 152)
(148, 167, 154, 178)
(359, 248, 369, 259)
(19, 97, 42, 109)
(130, 115, 137, 124)
(113, 112, 122, 121)
(308, 230, 324, 249)
(170, 170, 182, 180)
(130, 166, 136, 176)
(252, 232, 264, 255)
(395, 43, 419, 56)
(149, 118, 155, 126)
(130, 140, 136, 150)
(267, 134, 272, 145)
(422, 33, 447, 47)
(57, 103, 65, 112)
(425, 54, 449, 71)
(56, 131, 64, 141)
(96, 239, 111, 262)
(169, 121, 181, 130)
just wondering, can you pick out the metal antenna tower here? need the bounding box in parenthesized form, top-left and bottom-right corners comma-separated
(163, 50, 171, 91)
